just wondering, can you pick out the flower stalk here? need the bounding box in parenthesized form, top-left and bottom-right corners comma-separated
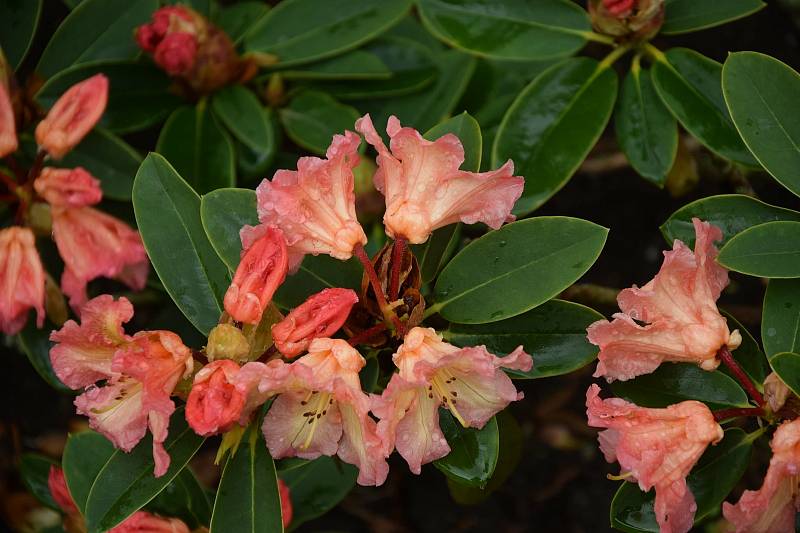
(718, 345, 765, 407)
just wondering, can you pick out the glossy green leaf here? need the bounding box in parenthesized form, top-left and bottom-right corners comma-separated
(279, 91, 360, 155)
(359, 357, 380, 393)
(417, 0, 590, 61)
(660, 194, 800, 248)
(245, 0, 412, 67)
(425, 112, 482, 171)
(0, 0, 42, 69)
(276, 49, 391, 80)
(720, 310, 768, 388)
(651, 48, 757, 167)
(17, 319, 71, 393)
(274, 256, 363, 310)
(85, 411, 204, 533)
(662, 0, 765, 35)
(444, 299, 602, 379)
(718, 221, 800, 278)
(36, 61, 181, 134)
(21, 454, 59, 510)
(200, 187, 258, 271)
(762, 278, 800, 357)
(209, 426, 283, 533)
(214, 1, 270, 43)
(412, 224, 462, 285)
(723, 52, 800, 197)
(611, 364, 750, 410)
(434, 412, 499, 488)
(280, 457, 358, 529)
(133, 153, 230, 335)
(610, 428, 757, 532)
(237, 134, 278, 182)
(768, 352, 800, 398)
(36, 0, 157, 78)
(157, 105, 235, 194)
(616, 66, 677, 186)
(149, 469, 212, 529)
(429, 217, 608, 324)
(493, 58, 618, 215)
(212, 86, 275, 155)
(62, 432, 115, 514)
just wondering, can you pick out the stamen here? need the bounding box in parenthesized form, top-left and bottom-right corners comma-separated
(301, 392, 332, 450)
(607, 471, 634, 481)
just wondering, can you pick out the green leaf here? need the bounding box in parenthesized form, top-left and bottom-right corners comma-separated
(274, 256, 363, 310)
(651, 48, 757, 167)
(660, 194, 800, 248)
(718, 221, 800, 278)
(212, 86, 275, 154)
(762, 278, 800, 357)
(133, 153, 230, 335)
(429, 217, 608, 324)
(722, 52, 800, 197)
(411, 224, 461, 285)
(20, 454, 59, 510)
(662, 0, 765, 35)
(200, 187, 259, 271)
(84, 411, 205, 533)
(444, 299, 602, 379)
(209, 426, 283, 533)
(610, 428, 757, 532)
(424, 112, 482, 171)
(245, 0, 413, 67)
(616, 65, 677, 186)
(276, 49, 391, 80)
(280, 457, 358, 529)
(434, 412, 499, 489)
(768, 352, 800, 398)
(493, 57, 618, 215)
(279, 91, 360, 155)
(149, 468, 212, 529)
(720, 310, 768, 387)
(36, 0, 158, 79)
(611, 364, 750, 410)
(62, 431, 115, 514)
(17, 319, 71, 393)
(214, 1, 270, 44)
(36, 61, 181, 134)
(0, 0, 42, 70)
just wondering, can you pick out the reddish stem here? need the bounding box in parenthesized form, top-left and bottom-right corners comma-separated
(26, 150, 46, 185)
(354, 244, 404, 333)
(348, 323, 388, 346)
(388, 237, 406, 301)
(713, 407, 765, 422)
(0, 171, 17, 191)
(718, 346, 765, 407)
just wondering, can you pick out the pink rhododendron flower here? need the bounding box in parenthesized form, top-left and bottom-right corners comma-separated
(34, 167, 102, 207)
(723, 419, 800, 532)
(588, 219, 739, 382)
(35, 74, 108, 159)
(278, 478, 293, 528)
(136, 6, 201, 75)
(186, 359, 246, 436)
(0, 83, 17, 157)
(355, 114, 524, 245)
(224, 225, 288, 324)
(373, 327, 531, 474)
(254, 130, 367, 270)
(272, 288, 359, 358)
(48, 466, 77, 514)
(586, 384, 723, 533)
(107, 511, 190, 533)
(0, 227, 45, 335)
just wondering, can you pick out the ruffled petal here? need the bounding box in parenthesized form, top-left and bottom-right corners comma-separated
(186, 360, 246, 436)
(335, 381, 388, 486)
(0, 227, 45, 335)
(34, 167, 103, 207)
(262, 388, 342, 459)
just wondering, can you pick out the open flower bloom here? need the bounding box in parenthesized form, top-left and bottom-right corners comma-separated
(0, 82, 17, 157)
(373, 327, 531, 474)
(34, 167, 103, 207)
(186, 359, 246, 436)
(723, 419, 800, 532)
(51, 205, 149, 312)
(224, 225, 288, 324)
(272, 288, 359, 358)
(0, 227, 46, 335)
(588, 219, 739, 382)
(586, 384, 723, 533)
(255, 130, 367, 270)
(355, 114, 524, 245)
(260, 338, 388, 486)
(35, 74, 108, 159)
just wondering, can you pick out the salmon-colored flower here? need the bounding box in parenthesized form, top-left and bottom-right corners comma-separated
(0, 227, 45, 335)
(586, 384, 723, 533)
(356, 114, 523, 245)
(278, 478, 293, 528)
(272, 288, 358, 358)
(48, 466, 77, 514)
(254, 130, 367, 270)
(35, 74, 108, 159)
(224, 225, 288, 325)
(0, 82, 17, 157)
(108, 511, 190, 533)
(34, 167, 102, 207)
(588, 219, 739, 382)
(723, 419, 800, 532)
(186, 359, 246, 436)
(373, 327, 531, 474)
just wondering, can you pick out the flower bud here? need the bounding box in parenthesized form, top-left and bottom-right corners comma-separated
(588, 0, 664, 40)
(0, 81, 17, 157)
(278, 478, 293, 528)
(34, 167, 102, 207)
(764, 372, 792, 413)
(186, 360, 246, 437)
(0, 227, 45, 335)
(206, 323, 250, 362)
(272, 288, 358, 358)
(48, 466, 78, 514)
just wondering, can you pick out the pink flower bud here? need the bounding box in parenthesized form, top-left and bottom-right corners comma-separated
(107, 511, 189, 533)
(154, 32, 198, 76)
(0, 82, 17, 157)
(186, 360, 246, 436)
(224, 225, 288, 325)
(272, 288, 358, 358)
(34, 167, 102, 207)
(35, 74, 108, 159)
(0, 227, 45, 335)
(47, 466, 77, 514)
(278, 478, 293, 528)
(604, 0, 635, 16)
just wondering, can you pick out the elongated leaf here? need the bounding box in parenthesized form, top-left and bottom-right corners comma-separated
(21, 454, 59, 510)
(149, 468, 212, 528)
(133, 154, 230, 335)
(616, 65, 677, 186)
(157, 104, 235, 194)
(493, 57, 618, 215)
(209, 426, 283, 533)
(62, 432, 115, 514)
(0, 0, 42, 70)
(245, 0, 412, 67)
(762, 278, 800, 357)
(279, 91, 360, 155)
(36, 0, 157, 78)
(445, 299, 601, 378)
(412, 224, 461, 285)
(276, 49, 391, 80)
(274, 256, 363, 310)
(200, 188, 258, 271)
(212, 86, 275, 155)
(768, 352, 800, 398)
(651, 48, 757, 167)
(418, 0, 589, 61)
(718, 221, 800, 278)
(429, 217, 608, 324)
(17, 319, 71, 393)
(434, 412, 499, 489)
(662, 0, 765, 35)
(214, 1, 270, 44)
(280, 457, 358, 529)
(661, 194, 800, 247)
(85, 411, 205, 533)
(723, 52, 800, 197)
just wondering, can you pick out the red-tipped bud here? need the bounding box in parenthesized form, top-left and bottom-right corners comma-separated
(34, 167, 102, 207)
(47, 466, 78, 514)
(0, 82, 17, 157)
(186, 359, 246, 437)
(35, 74, 108, 159)
(272, 288, 358, 358)
(278, 478, 293, 528)
(154, 32, 198, 76)
(604, 0, 635, 16)
(588, 0, 664, 39)
(224, 225, 288, 325)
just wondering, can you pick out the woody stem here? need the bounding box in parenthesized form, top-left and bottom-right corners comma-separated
(354, 244, 403, 332)
(348, 323, 388, 346)
(388, 237, 406, 301)
(713, 407, 765, 422)
(718, 346, 765, 407)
